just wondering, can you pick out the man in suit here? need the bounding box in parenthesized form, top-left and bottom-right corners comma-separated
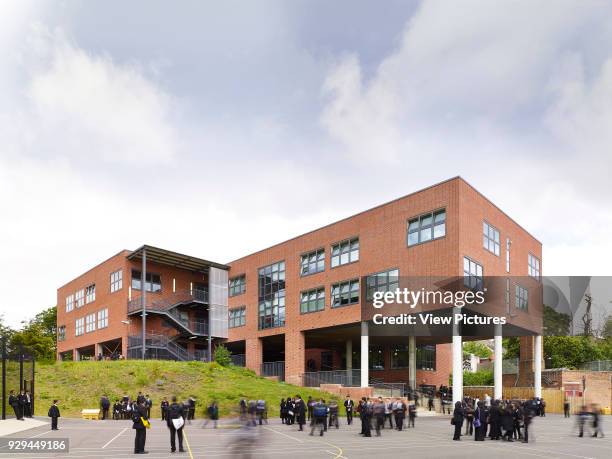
(145, 395, 152, 419)
(294, 395, 306, 431)
(18, 391, 28, 419)
(160, 398, 169, 421)
(166, 396, 185, 453)
(24, 391, 33, 417)
(344, 395, 354, 425)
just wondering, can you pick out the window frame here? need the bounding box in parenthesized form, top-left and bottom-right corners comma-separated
(390, 344, 409, 369)
(257, 260, 286, 330)
(131, 270, 162, 292)
(65, 294, 74, 312)
(365, 268, 400, 301)
(75, 289, 85, 308)
(416, 344, 436, 371)
(407, 208, 446, 247)
(110, 270, 123, 293)
(300, 248, 325, 276)
(229, 306, 246, 328)
(58, 325, 66, 342)
(299, 286, 325, 314)
(229, 275, 246, 297)
(463, 256, 484, 291)
(330, 279, 360, 308)
(483, 221, 501, 256)
(85, 313, 96, 333)
(85, 284, 96, 304)
(97, 308, 109, 329)
(330, 237, 359, 269)
(75, 317, 85, 336)
(515, 285, 529, 310)
(528, 253, 541, 281)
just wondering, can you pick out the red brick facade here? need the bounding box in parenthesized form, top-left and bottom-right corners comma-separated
(56, 177, 542, 390)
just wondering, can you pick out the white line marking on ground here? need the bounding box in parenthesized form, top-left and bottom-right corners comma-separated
(102, 427, 127, 449)
(263, 426, 305, 443)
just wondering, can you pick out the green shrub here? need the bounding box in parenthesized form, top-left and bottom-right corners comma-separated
(213, 345, 232, 367)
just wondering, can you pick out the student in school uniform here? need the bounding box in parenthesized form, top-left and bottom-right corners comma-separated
(48, 400, 61, 430)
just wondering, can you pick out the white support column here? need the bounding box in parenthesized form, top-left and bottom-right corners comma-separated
(494, 324, 503, 400)
(452, 307, 463, 404)
(360, 321, 369, 388)
(534, 335, 542, 398)
(408, 336, 416, 392)
(346, 339, 353, 386)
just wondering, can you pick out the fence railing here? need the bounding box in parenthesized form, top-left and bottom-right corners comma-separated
(231, 354, 246, 367)
(302, 370, 362, 387)
(128, 288, 208, 313)
(261, 361, 285, 381)
(127, 334, 209, 362)
(580, 360, 612, 371)
(372, 382, 406, 397)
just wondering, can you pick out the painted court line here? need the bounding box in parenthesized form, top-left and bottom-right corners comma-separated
(263, 425, 305, 443)
(182, 429, 195, 459)
(102, 427, 127, 449)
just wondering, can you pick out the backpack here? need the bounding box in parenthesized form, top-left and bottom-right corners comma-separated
(313, 404, 327, 417)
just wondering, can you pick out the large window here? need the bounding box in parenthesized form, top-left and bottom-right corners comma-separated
(110, 270, 123, 293)
(483, 221, 500, 256)
(85, 284, 96, 303)
(463, 257, 483, 291)
(58, 325, 66, 342)
(300, 287, 325, 314)
(391, 344, 409, 369)
(258, 261, 285, 330)
(131, 270, 161, 292)
(369, 345, 385, 370)
(416, 344, 436, 370)
(65, 294, 74, 312)
(85, 313, 96, 333)
(331, 279, 359, 308)
(229, 307, 246, 328)
(515, 285, 529, 310)
(97, 308, 108, 329)
(75, 289, 85, 308)
(528, 254, 540, 280)
(366, 268, 399, 301)
(75, 318, 84, 336)
(229, 275, 246, 297)
(301, 248, 325, 276)
(331, 238, 359, 268)
(407, 209, 446, 246)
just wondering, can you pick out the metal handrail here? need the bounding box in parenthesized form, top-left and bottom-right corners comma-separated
(127, 333, 209, 362)
(128, 288, 208, 313)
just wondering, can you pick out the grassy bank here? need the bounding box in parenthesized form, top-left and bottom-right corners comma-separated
(32, 360, 335, 418)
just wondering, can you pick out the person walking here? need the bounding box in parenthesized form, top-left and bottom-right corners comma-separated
(362, 400, 373, 437)
(307, 396, 314, 423)
(310, 400, 327, 437)
(161, 398, 169, 421)
(166, 396, 185, 453)
(522, 401, 535, 443)
(280, 398, 287, 424)
(393, 398, 406, 431)
(591, 404, 604, 438)
(464, 403, 474, 435)
(328, 400, 339, 429)
(452, 401, 464, 441)
(384, 398, 394, 429)
(408, 400, 416, 428)
(132, 399, 149, 454)
(204, 401, 219, 429)
(373, 397, 385, 437)
(563, 399, 570, 418)
(428, 396, 434, 412)
(256, 399, 267, 425)
(344, 395, 354, 425)
(48, 400, 60, 430)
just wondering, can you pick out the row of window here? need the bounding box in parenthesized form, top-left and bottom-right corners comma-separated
(370, 344, 436, 371)
(65, 270, 123, 312)
(72, 308, 108, 337)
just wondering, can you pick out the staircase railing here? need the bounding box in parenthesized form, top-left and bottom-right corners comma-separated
(127, 333, 209, 362)
(128, 288, 208, 314)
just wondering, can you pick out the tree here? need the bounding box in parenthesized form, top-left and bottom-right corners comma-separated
(502, 337, 520, 359)
(213, 344, 232, 367)
(543, 305, 571, 336)
(10, 306, 57, 361)
(463, 341, 492, 359)
(582, 294, 593, 337)
(543, 336, 603, 369)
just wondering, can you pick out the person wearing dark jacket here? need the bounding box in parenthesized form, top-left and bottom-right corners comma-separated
(18, 391, 28, 419)
(344, 396, 354, 425)
(160, 398, 169, 421)
(488, 401, 501, 440)
(294, 395, 306, 431)
(166, 396, 185, 453)
(501, 404, 514, 441)
(100, 395, 111, 420)
(452, 401, 464, 440)
(464, 403, 474, 435)
(8, 391, 23, 420)
(280, 398, 287, 424)
(204, 401, 219, 429)
(48, 400, 60, 430)
(474, 401, 486, 441)
(132, 400, 149, 454)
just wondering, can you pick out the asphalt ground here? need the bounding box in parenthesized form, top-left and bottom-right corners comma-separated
(0, 414, 609, 459)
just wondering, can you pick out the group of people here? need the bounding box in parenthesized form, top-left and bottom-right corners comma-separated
(576, 404, 605, 438)
(101, 393, 154, 421)
(7, 389, 33, 420)
(451, 395, 542, 442)
(356, 396, 415, 437)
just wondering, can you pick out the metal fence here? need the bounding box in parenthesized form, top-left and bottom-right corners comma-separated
(231, 354, 245, 367)
(261, 361, 285, 381)
(302, 370, 362, 387)
(580, 360, 612, 371)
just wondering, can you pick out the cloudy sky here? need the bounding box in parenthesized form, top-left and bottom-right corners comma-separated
(1, 0, 611, 327)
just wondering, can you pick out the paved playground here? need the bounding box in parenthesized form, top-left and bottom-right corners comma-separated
(0, 414, 609, 459)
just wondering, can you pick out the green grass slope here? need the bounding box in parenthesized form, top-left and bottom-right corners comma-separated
(33, 360, 337, 418)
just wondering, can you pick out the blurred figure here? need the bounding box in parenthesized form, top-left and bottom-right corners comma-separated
(294, 395, 306, 431)
(256, 399, 267, 425)
(474, 401, 486, 441)
(408, 400, 417, 428)
(310, 399, 327, 437)
(563, 399, 570, 418)
(204, 401, 219, 429)
(522, 400, 535, 443)
(384, 398, 394, 429)
(247, 400, 257, 426)
(100, 394, 110, 420)
(590, 404, 604, 438)
(373, 397, 385, 436)
(328, 399, 339, 429)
